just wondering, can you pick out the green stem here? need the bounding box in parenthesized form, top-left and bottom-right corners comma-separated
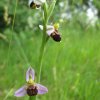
(38, 34, 46, 82)
(29, 96, 36, 100)
(35, 3, 48, 100)
(36, 1, 57, 100)
(37, 0, 57, 86)
(29, 96, 32, 100)
(38, 3, 48, 83)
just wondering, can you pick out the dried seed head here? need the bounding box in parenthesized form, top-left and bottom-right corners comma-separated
(27, 85, 38, 96)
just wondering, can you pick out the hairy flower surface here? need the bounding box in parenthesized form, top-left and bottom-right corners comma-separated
(39, 23, 61, 42)
(14, 67, 48, 97)
(29, 0, 45, 9)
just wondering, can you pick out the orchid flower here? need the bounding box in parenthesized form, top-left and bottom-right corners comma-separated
(39, 23, 61, 42)
(14, 67, 48, 97)
(28, 0, 46, 9)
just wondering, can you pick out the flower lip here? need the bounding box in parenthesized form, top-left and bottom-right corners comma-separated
(51, 30, 61, 42)
(27, 85, 38, 96)
(29, 0, 45, 9)
(30, 2, 41, 9)
(26, 83, 48, 96)
(30, 2, 37, 9)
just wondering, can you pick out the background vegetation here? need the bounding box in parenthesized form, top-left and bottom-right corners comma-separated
(0, 0, 100, 100)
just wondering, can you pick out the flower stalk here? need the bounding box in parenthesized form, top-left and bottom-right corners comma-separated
(29, 96, 36, 100)
(37, 1, 57, 99)
(38, 0, 57, 86)
(38, 2, 48, 82)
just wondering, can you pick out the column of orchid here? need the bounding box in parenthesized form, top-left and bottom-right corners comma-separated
(14, 0, 61, 99)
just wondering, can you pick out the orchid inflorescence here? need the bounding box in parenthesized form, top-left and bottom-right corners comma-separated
(15, 0, 61, 98)
(29, 0, 61, 42)
(15, 67, 48, 97)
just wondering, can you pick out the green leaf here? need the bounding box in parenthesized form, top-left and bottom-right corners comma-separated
(47, 0, 56, 21)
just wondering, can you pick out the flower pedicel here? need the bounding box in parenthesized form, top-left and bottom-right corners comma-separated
(14, 67, 48, 97)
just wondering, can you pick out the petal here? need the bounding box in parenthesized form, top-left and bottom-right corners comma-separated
(39, 25, 43, 30)
(36, 83, 48, 94)
(46, 25, 55, 36)
(34, 0, 45, 4)
(39, 25, 55, 36)
(26, 67, 35, 82)
(14, 86, 27, 97)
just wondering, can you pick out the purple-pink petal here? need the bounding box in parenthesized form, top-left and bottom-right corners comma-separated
(14, 85, 27, 97)
(36, 83, 48, 94)
(26, 67, 35, 82)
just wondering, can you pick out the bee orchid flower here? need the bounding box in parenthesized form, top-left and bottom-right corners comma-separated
(29, 0, 46, 9)
(39, 23, 61, 42)
(14, 67, 48, 97)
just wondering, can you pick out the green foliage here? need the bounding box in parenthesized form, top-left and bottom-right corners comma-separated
(0, 22, 100, 100)
(0, 0, 100, 100)
(93, 0, 100, 9)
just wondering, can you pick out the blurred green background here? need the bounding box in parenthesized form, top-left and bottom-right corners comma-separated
(0, 0, 100, 100)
